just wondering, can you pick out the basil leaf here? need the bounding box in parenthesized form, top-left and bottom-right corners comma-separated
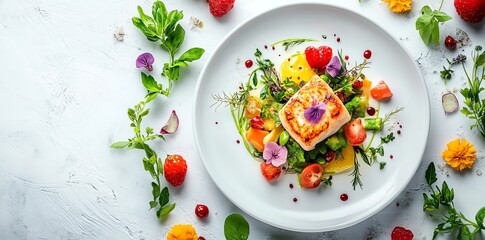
(158, 203, 176, 218)
(477, 53, 485, 66)
(145, 92, 158, 103)
(457, 225, 471, 240)
(425, 162, 437, 186)
(149, 200, 158, 209)
(164, 10, 184, 35)
(431, 20, 440, 45)
(224, 213, 250, 240)
(141, 72, 160, 92)
(151, 182, 160, 199)
(152, 1, 167, 34)
(475, 207, 485, 229)
(159, 187, 169, 207)
(421, 5, 432, 15)
(143, 158, 156, 179)
(178, 48, 205, 62)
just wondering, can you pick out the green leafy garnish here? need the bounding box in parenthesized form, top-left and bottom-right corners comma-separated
(415, 2, 452, 45)
(224, 213, 250, 240)
(111, 102, 175, 219)
(271, 38, 317, 51)
(460, 45, 485, 140)
(423, 162, 485, 239)
(132, 1, 204, 98)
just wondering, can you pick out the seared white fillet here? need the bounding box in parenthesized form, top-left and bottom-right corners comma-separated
(278, 75, 351, 151)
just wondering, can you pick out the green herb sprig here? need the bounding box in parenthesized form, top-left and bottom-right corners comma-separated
(132, 1, 204, 99)
(271, 38, 317, 51)
(423, 162, 485, 239)
(111, 102, 175, 219)
(440, 54, 467, 83)
(460, 46, 485, 140)
(415, 0, 452, 46)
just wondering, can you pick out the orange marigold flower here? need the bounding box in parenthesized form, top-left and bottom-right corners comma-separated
(441, 138, 477, 171)
(166, 224, 198, 240)
(383, 0, 413, 13)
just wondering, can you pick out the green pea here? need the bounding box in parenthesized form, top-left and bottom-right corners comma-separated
(279, 131, 290, 146)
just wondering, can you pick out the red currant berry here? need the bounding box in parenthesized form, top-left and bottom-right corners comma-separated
(444, 36, 457, 50)
(352, 80, 363, 89)
(195, 204, 209, 219)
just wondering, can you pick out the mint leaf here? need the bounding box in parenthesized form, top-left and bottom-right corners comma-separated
(141, 72, 160, 92)
(425, 162, 437, 186)
(415, 5, 451, 45)
(157, 203, 176, 218)
(224, 213, 250, 240)
(110, 141, 130, 148)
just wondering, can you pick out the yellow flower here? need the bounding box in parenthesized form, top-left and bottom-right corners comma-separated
(442, 138, 477, 171)
(166, 224, 198, 240)
(383, 0, 413, 13)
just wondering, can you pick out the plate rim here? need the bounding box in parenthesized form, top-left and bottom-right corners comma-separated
(192, 1, 430, 232)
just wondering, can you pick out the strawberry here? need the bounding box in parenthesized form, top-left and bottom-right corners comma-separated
(164, 154, 188, 187)
(304, 46, 333, 69)
(454, 0, 485, 23)
(208, 0, 235, 18)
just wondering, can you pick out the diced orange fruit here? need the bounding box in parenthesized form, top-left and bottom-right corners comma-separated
(263, 118, 275, 131)
(370, 80, 393, 101)
(246, 127, 269, 152)
(323, 145, 355, 173)
(362, 78, 372, 100)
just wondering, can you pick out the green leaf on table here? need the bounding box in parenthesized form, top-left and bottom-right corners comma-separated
(157, 203, 176, 219)
(110, 141, 130, 148)
(151, 182, 160, 199)
(415, 6, 451, 45)
(159, 187, 169, 207)
(425, 162, 437, 186)
(224, 213, 250, 240)
(440, 181, 454, 204)
(143, 157, 157, 179)
(149, 200, 158, 209)
(476, 207, 485, 229)
(178, 47, 205, 62)
(457, 225, 471, 239)
(152, 1, 167, 34)
(477, 53, 485, 66)
(141, 72, 160, 92)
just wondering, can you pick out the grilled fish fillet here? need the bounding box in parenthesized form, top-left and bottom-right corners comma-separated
(278, 75, 351, 151)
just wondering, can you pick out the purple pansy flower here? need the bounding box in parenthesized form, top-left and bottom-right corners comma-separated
(325, 56, 341, 78)
(136, 52, 154, 72)
(263, 142, 287, 167)
(304, 96, 326, 124)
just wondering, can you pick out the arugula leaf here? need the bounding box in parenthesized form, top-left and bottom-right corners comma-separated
(415, 5, 451, 45)
(224, 213, 250, 240)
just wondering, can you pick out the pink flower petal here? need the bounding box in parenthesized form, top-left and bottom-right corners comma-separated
(160, 110, 179, 134)
(263, 142, 287, 167)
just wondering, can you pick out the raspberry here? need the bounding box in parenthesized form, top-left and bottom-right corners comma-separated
(208, 0, 235, 18)
(164, 154, 188, 187)
(304, 46, 333, 69)
(391, 226, 414, 240)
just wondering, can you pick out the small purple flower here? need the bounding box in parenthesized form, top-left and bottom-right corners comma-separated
(136, 52, 154, 72)
(304, 97, 326, 124)
(263, 142, 287, 167)
(325, 56, 342, 78)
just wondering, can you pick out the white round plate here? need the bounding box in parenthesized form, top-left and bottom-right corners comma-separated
(193, 2, 429, 232)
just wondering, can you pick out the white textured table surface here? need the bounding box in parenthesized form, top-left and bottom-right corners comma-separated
(1, 0, 484, 239)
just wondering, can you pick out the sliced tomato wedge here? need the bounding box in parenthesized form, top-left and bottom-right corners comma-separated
(344, 118, 367, 146)
(260, 162, 282, 182)
(370, 80, 393, 101)
(300, 163, 324, 189)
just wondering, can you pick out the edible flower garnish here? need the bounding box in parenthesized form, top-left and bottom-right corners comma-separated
(304, 97, 326, 124)
(441, 138, 477, 171)
(166, 224, 198, 240)
(136, 52, 154, 72)
(383, 0, 412, 13)
(160, 110, 179, 134)
(326, 56, 341, 78)
(263, 142, 287, 167)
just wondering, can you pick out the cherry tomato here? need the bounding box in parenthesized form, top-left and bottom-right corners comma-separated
(344, 118, 367, 146)
(260, 162, 282, 182)
(352, 80, 363, 89)
(250, 116, 264, 130)
(195, 204, 209, 219)
(370, 80, 393, 101)
(300, 163, 324, 189)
